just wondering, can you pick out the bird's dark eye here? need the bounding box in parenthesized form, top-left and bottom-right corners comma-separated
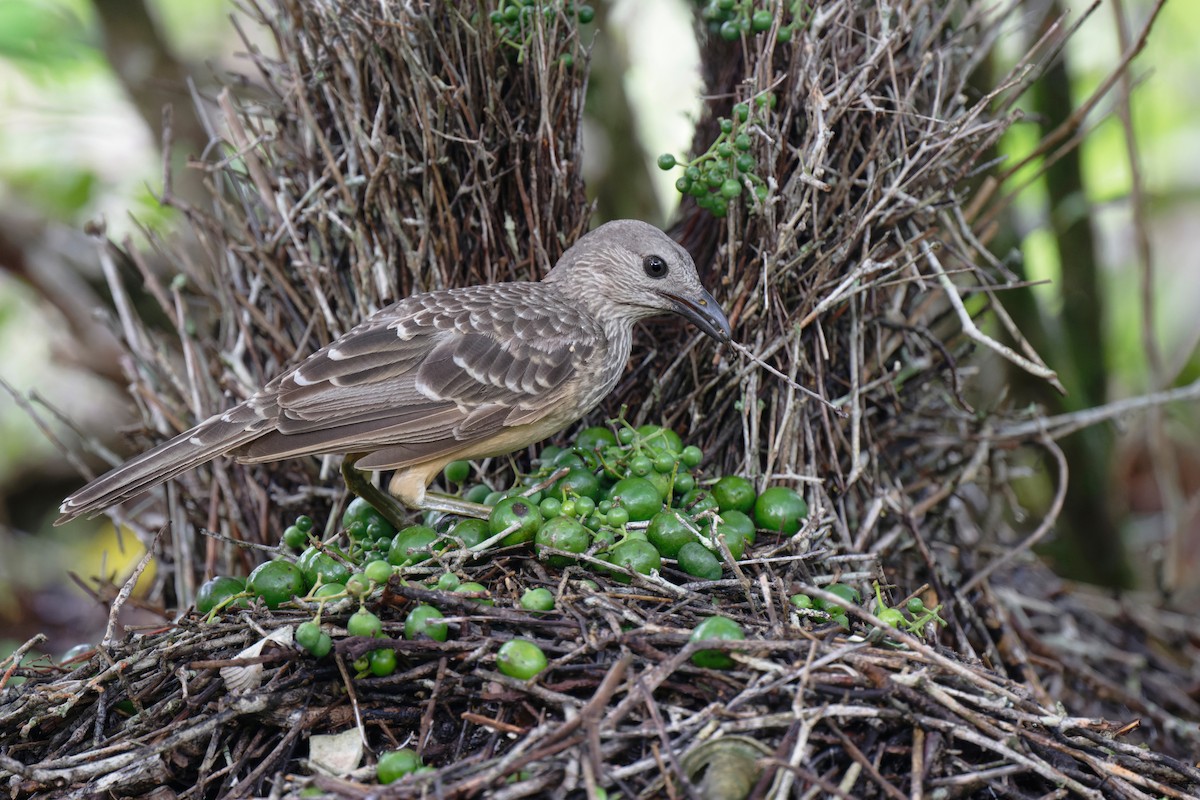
(643, 255, 668, 279)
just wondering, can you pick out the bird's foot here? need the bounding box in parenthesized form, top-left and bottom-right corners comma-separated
(340, 457, 491, 526)
(340, 457, 412, 530)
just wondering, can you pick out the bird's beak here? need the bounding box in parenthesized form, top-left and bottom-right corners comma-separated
(661, 288, 732, 344)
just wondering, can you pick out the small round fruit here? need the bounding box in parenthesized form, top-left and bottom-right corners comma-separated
(520, 587, 555, 612)
(605, 538, 661, 581)
(575, 425, 617, 452)
(679, 488, 719, 518)
(346, 573, 372, 597)
(296, 620, 323, 652)
(364, 559, 392, 584)
(455, 581, 493, 605)
(689, 616, 745, 669)
(636, 424, 683, 453)
(680, 445, 703, 467)
(313, 582, 346, 599)
(247, 561, 306, 609)
(496, 639, 548, 679)
(282, 524, 306, 550)
(443, 459, 470, 484)
(790, 593, 813, 610)
(539, 496, 562, 518)
(196, 575, 246, 614)
(715, 509, 756, 545)
(405, 604, 448, 641)
(451, 518, 491, 549)
(606, 506, 629, 527)
(489, 497, 544, 545)
(342, 497, 396, 541)
(824, 583, 861, 607)
(310, 632, 333, 658)
(377, 748, 423, 784)
(711, 476, 756, 514)
(646, 510, 695, 559)
(388, 525, 440, 566)
(464, 483, 492, 504)
(751, 8, 772, 31)
(369, 648, 397, 676)
(677, 541, 722, 580)
(347, 607, 383, 638)
(877, 608, 905, 627)
(656, 153, 677, 171)
(607, 477, 663, 521)
(713, 514, 755, 559)
(753, 486, 808, 534)
(534, 516, 589, 566)
(435, 572, 461, 591)
(551, 468, 601, 501)
(299, 546, 352, 588)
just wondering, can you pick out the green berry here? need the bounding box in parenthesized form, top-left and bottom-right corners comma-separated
(496, 639, 549, 679)
(280, 524, 305, 548)
(404, 604, 448, 641)
(753, 486, 808, 534)
(677, 541, 722, 580)
(520, 587, 555, 611)
(346, 572, 372, 597)
(196, 575, 247, 615)
(751, 9, 772, 32)
(720, 179, 742, 198)
(689, 616, 744, 669)
(369, 648, 397, 676)
(733, 102, 750, 122)
(719, 19, 740, 40)
(296, 620, 323, 652)
(657, 153, 677, 170)
(455, 582, 493, 605)
(347, 608, 383, 638)
(377, 748, 422, 784)
(247, 561, 305, 609)
(364, 559, 392, 585)
(443, 460, 470, 484)
(576, 4, 594, 24)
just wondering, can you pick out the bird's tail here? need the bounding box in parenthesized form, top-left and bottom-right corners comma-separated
(56, 403, 267, 526)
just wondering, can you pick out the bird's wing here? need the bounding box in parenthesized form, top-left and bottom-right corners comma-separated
(237, 284, 603, 467)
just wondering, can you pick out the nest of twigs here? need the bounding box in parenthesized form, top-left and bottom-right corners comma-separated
(5, 555, 1200, 798)
(4, 0, 1198, 797)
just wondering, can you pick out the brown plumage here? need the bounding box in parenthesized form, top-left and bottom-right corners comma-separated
(57, 219, 731, 525)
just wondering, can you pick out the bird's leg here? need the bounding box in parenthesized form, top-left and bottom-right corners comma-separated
(340, 455, 492, 525)
(418, 491, 492, 520)
(340, 455, 413, 530)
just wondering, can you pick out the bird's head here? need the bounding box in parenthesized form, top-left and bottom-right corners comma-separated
(544, 219, 732, 344)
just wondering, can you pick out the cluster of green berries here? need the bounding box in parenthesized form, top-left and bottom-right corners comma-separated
(197, 420, 808, 622)
(701, 0, 805, 43)
(788, 582, 947, 636)
(656, 94, 776, 218)
(488, 0, 595, 64)
(460, 419, 807, 583)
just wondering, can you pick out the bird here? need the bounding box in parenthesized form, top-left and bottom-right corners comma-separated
(57, 219, 731, 526)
